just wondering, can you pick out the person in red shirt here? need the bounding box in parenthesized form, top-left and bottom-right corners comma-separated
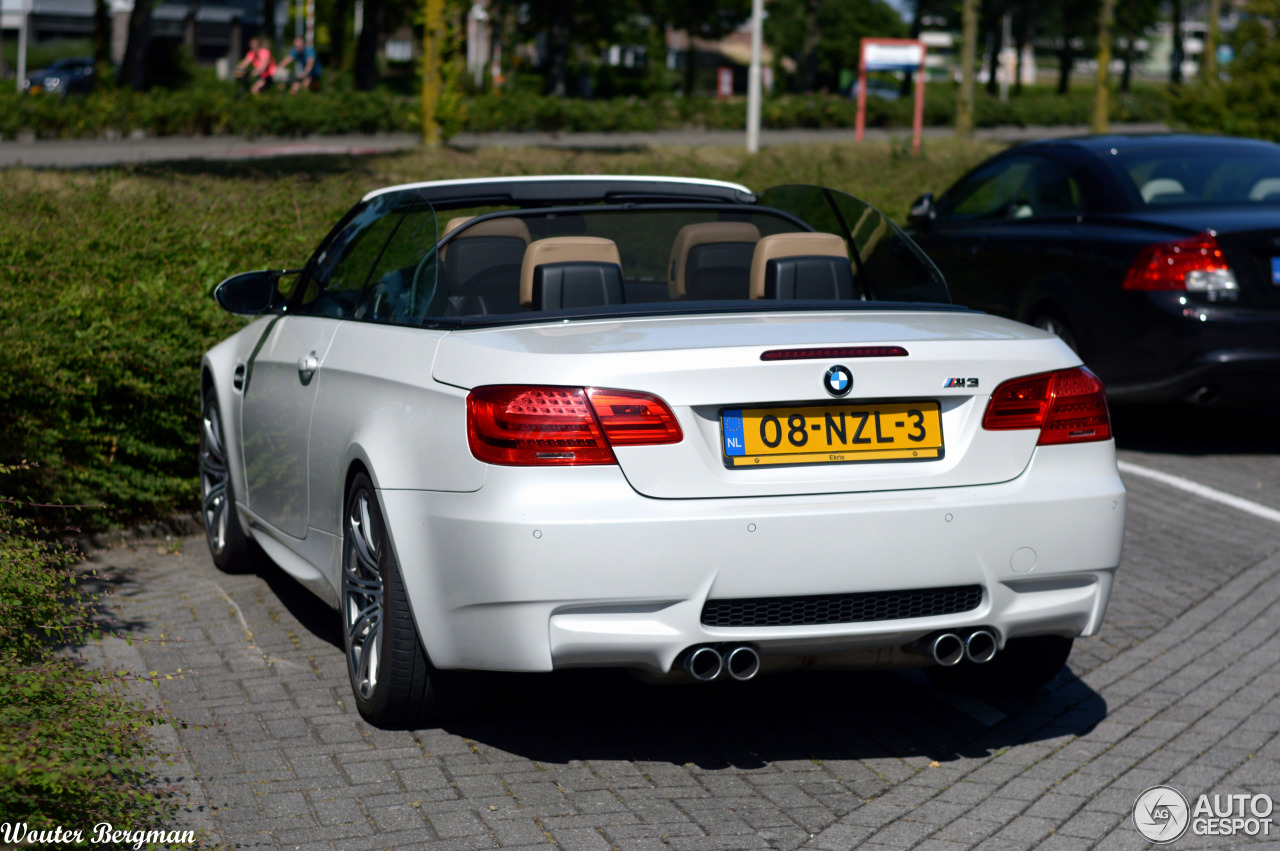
(235, 38, 277, 94)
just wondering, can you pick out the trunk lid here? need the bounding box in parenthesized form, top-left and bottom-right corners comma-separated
(433, 310, 1078, 498)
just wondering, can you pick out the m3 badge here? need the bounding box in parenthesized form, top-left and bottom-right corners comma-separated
(943, 377, 979, 388)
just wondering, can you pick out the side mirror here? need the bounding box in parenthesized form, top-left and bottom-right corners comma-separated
(908, 193, 936, 229)
(212, 270, 297, 315)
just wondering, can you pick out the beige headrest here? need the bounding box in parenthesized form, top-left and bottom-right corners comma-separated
(520, 237, 622, 308)
(440, 216, 531, 259)
(667, 222, 761, 299)
(749, 232, 849, 299)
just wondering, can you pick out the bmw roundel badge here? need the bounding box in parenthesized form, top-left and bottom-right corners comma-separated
(824, 365, 853, 397)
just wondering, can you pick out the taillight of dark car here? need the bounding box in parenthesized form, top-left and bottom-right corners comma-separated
(1122, 232, 1239, 302)
(467, 386, 682, 465)
(982, 367, 1111, 446)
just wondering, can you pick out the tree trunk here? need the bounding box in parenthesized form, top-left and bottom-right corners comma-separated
(545, 0, 572, 96)
(1013, 0, 1031, 96)
(261, 0, 277, 48)
(900, 0, 924, 97)
(956, 0, 979, 137)
(120, 0, 153, 90)
(985, 17, 1002, 97)
(1120, 31, 1133, 92)
(330, 0, 350, 71)
(799, 0, 821, 92)
(1056, 29, 1073, 94)
(353, 0, 383, 90)
(93, 0, 112, 65)
(1170, 0, 1183, 85)
(1091, 0, 1115, 133)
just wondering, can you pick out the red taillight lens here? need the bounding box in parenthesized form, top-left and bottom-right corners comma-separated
(466, 385, 682, 465)
(1122, 232, 1239, 300)
(586, 388, 683, 446)
(982, 367, 1111, 445)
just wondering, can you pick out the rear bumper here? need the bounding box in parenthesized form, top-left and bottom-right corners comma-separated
(1100, 293, 1280, 406)
(379, 442, 1125, 673)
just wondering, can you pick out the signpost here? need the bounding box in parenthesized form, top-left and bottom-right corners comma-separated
(855, 38, 927, 155)
(2, 0, 32, 92)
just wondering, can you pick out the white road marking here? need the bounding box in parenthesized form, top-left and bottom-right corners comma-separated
(1117, 460, 1280, 526)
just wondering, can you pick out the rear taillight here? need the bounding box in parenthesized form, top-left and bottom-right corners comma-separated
(982, 367, 1111, 446)
(466, 385, 682, 465)
(1122, 232, 1239, 302)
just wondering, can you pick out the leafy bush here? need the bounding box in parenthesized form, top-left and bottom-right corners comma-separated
(0, 84, 1170, 141)
(0, 469, 176, 829)
(1170, 6, 1280, 142)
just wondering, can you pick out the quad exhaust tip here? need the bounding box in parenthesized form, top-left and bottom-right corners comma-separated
(684, 646, 723, 682)
(683, 645, 760, 682)
(965, 629, 998, 664)
(930, 633, 965, 667)
(725, 646, 761, 681)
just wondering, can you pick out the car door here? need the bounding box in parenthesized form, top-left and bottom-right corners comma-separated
(240, 194, 405, 539)
(912, 155, 1039, 313)
(967, 156, 1089, 320)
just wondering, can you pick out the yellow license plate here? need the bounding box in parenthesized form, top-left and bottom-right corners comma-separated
(721, 400, 943, 467)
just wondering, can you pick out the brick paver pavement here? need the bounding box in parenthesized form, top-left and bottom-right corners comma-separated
(84, 450, 1280, 850)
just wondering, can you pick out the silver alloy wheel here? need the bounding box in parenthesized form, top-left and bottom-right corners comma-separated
(343, 490, 385, 701)
(199, 399, 230, 557)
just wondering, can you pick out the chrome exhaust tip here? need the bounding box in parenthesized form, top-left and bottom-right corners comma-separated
(684, 646, 723, 682)
(965, 629, 998, 664)
(725, 646, 761, 681)
(930, 633, 964, 667)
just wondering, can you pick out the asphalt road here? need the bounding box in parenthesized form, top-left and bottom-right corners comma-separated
(82, 402, 1280, 850)
(0, 123, 1173, 169)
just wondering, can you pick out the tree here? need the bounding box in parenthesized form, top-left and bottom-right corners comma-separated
(766, 0, 905, 93)
(93, 0, 112, 70)
(956, 0, 977, 136)
(119, 0, 154, 90)
(1091, 0, 1115, 132)
(1170, 0, 1280, 140)
(647, 0, 750, 94)
(1114, 0, 1159, 91)
(1170, 0, 1183, 85)
(1202, 0, 1221, 81)
(354, 0, 386, 88)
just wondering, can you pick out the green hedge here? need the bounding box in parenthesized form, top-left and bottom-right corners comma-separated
(0, 86, 416, 140)
(0, 84, 1170, 141)
(0, 469, 179, 830)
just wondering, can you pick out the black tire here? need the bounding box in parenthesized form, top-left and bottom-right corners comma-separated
(200, 386, 265, 574)
(342, 473, 467, 727)
(927, 635, 1074, 694)
(1032, 311, 1078, 354)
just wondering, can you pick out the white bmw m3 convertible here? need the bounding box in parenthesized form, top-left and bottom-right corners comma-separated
(200, 176, 1125, 726)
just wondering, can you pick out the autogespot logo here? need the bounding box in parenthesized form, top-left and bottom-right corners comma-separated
(1134, 785, 1190, 843)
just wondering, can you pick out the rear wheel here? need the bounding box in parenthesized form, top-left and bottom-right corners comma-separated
(200, 387, 263, 573)
(342, 473, 464, 726)
(927, 635, 1074, 693)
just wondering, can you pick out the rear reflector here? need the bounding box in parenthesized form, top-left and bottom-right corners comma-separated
(761, 346, 908, 361)
(982, 367, 1112, 445)
(1122, 232, 1239, 302)
(467, 385, 681, 465)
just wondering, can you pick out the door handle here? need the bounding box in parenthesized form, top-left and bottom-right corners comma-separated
(233, 363, 246, 391)
(297, 352, 319, 384)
